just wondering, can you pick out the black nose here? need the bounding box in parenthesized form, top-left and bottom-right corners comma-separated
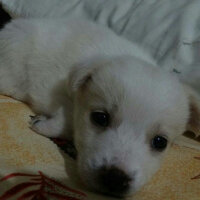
(98, 166, 131, 195)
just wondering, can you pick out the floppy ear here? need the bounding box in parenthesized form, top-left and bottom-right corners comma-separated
(185, 85, 200, 137)
(67, 62, 96, 96)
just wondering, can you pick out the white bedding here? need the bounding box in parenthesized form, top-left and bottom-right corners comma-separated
(1, 0, 200, 92)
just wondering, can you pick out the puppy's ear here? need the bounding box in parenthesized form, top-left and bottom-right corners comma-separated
(185, 85, 200, 137)
(67, 62, 96, 96)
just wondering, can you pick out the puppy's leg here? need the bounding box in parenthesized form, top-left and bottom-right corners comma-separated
(29, 107, 71, 139)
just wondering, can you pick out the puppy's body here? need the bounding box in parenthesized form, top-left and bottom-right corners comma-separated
(0, 18, 154, 138)
(0, 19, 199, 197)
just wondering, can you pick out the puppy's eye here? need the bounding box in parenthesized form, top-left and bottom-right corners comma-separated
(90, 111, 110, 127)
(151, 135, 167, 151)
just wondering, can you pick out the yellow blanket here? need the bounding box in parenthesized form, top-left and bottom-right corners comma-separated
(0, 95, 199, 200)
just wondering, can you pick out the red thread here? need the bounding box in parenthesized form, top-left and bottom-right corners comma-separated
(0, 182, 40, 200)
(0, 173, 39, 182)
(0, 171, 86, 200)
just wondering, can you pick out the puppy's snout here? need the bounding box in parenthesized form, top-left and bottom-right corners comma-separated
(98, 166, 131, 195)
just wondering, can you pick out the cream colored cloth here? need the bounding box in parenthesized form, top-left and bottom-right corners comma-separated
(0, 95, 200, 200)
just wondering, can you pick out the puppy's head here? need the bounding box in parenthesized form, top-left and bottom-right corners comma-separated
(68, 56, 200, 197)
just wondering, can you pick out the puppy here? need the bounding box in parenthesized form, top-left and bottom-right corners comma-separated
(0, 18, 199, 197)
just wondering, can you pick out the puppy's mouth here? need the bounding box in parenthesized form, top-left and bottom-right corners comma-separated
(81, 175, 133, 198)
(51, 138, 77, 159)
(92, 185, 132, 198)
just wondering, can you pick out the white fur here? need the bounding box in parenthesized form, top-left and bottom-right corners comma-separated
(0, 18, 199, 197)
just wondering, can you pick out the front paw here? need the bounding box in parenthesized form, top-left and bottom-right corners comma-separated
(29, 115, 47, 125)
(29, 115, 48, 135)
(29, 113, 67, 138)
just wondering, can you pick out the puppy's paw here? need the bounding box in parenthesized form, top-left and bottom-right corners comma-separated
(29, 115, 49, 136)
(29, 115, 64, 138)
(29, 115, 47, 126)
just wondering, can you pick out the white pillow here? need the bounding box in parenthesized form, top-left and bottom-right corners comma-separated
(1, 0, 200, 92)
(0, 0, 87, 18)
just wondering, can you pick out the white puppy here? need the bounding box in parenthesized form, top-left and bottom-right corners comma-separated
(0, 18, 199, 197)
